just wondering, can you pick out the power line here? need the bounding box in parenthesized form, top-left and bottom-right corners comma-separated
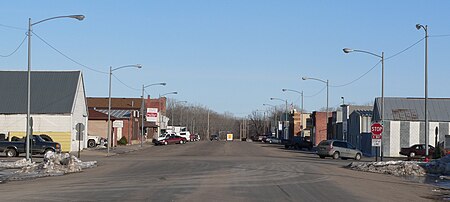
(0, 23, 26, 31)
(331, 37, 423, 88)
(0, 34, 27, 57)
(112, 74, 140, 92)
(385, 37, 424, 60)
(305, 86, 326, 98)
(32, 31, 108, 74)
(331, 61, 381, 88)
(430, 34, 450, 38)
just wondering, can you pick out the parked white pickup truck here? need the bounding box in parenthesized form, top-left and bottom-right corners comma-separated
(87, 135, 107, 148)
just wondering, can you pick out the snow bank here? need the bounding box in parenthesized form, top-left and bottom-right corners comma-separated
(347, 161, 427, 176)
(0, 159, 34, 169)
(1, 152, 97, 181)
(347, 155, 450, 177)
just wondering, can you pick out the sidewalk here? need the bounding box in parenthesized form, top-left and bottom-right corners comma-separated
(72, 142, 154, 158)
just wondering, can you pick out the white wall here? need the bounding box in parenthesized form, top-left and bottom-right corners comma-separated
(389, 121, 401, 157)
(0, 114, 71, 133)
(71, 73, 88, 151)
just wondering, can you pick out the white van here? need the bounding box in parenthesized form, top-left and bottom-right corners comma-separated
(179, 131, 191, 142)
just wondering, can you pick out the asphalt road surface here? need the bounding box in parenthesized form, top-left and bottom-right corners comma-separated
(0, 141, 438, 201)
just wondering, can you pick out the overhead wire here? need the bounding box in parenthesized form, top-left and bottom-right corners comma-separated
(32, 31, 108, 74)
(331, 37, 424, 88)
(304, 86, 326, 98)
(385, 37, 424, 60)
(0, 23, 26, 31)
(430, 34, 450, 38)
(112, 74, 140, 92)
(0, 34, 27, 57)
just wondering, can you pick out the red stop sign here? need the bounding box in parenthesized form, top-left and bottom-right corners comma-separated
(371, 123, 383, 135)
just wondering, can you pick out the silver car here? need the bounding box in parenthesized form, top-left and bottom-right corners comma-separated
(317, 140, 362, 160)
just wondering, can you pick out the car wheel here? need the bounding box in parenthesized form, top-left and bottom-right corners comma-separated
(5, 148, 17, 157)
(319, 155, 325, 159)
(164, 142, 168, 145)
(332, 152, 340, 159)
(88, 139, 96, 148)
(269, 140, 272, 144)
(409, 152, 416, 158)
(355, 153, 362, 161)
(179, 140, 184, 144)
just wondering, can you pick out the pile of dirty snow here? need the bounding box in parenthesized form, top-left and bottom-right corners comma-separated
(0, 159, 34, 169)
(347, 161, 427, 177)
(3, 152, 97, 181)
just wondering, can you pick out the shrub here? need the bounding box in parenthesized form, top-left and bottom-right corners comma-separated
(117, 136, 128, 145)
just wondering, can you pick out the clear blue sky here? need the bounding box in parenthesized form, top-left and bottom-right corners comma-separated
(1, 1, 450, 117)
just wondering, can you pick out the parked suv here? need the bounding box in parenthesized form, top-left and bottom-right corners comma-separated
(317, 140, 362, 160)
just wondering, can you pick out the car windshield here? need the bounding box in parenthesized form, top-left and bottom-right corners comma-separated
(319, 141, 330, 146)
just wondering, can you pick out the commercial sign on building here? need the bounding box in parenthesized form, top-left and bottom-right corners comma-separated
(113, 120, 123, 128)
(146, 108, 159, 122)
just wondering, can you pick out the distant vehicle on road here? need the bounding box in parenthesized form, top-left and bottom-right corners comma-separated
(179, 131, 192, 142)
(265, 137, 281, 144)
(155, 135, 187, 145)
(283, 136, 313, 150)
(317, 140, 362, 160)
(399, 144, 435, 159)
(0, 135, 61, 157)
(210, 134, 219, 141)
(153, 133, 172, 144)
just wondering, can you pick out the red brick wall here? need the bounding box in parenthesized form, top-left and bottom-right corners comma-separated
(312, 112, 329, 146)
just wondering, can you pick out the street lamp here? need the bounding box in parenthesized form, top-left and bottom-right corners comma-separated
(26, 15, 85, 160)
(302, 76, 329, 138)
(270, 97, 288, 139)
(263, 104, 277, 137)
(343, 47, 384, 160)
(416, 24, 429, 157)
(141, 82, 166, 147)
(282, 88, 305, 136)
(108, 64, 142, 154)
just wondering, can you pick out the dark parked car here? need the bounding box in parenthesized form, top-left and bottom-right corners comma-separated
(284, 136, 313, 150)
(399, 144, 435, 158)
(210, 134, 219, 141)
(39, 134, 53, 142)
(0, 135, 61, 157)
(155, 135, 187, 145)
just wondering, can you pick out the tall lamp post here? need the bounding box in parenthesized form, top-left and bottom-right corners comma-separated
(282, 88, 304, 136)
(108, 64, 142, 154)
(416, 24, 429, 157)
(159, 91, 178, 134)
(141, 82, 166, 147)
(302, 77, 329, 138)
(343, 47, 384, 160)
(263, 103, 277, 137)
(270, 98, 288, 139)
(26, 15, 85, 160)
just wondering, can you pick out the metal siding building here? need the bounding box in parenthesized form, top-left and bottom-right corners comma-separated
(0, 71, 88, 152)
(373, 97, 450, 157)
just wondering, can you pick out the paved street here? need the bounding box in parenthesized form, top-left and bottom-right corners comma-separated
(0, 141, 437, 201)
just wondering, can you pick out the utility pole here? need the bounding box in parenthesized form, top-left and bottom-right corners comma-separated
(207, 110, 210, 140)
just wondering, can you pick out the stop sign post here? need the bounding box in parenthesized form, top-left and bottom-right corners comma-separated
(371, 122, 383, 162)
(371, 123, 383, 140)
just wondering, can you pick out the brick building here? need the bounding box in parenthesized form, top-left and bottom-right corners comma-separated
(87, 96, 166, 145)
(310, 111, 331, 146)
